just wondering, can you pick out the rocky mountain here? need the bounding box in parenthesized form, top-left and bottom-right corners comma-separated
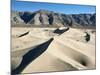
(11, 11, 25, 24)
(11, 9, 96, 27)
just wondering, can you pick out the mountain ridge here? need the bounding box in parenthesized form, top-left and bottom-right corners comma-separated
(11, 9, 96, 27)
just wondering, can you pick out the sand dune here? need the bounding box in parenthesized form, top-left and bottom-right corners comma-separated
(11, 27, 96, 74)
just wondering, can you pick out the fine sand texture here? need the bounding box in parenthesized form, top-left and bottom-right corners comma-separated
(11, 27, 96, 74)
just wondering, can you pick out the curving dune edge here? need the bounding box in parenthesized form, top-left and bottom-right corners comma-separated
(11, 27, 96, 74)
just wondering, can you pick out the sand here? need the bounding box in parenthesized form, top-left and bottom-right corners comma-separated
(11, 27, 96, 74)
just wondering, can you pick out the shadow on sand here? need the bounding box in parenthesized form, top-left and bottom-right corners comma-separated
(12, 38, 54, 74)
(53, 28, 69, 35)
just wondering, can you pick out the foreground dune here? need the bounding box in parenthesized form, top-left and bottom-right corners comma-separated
(11, 27, 96, 74)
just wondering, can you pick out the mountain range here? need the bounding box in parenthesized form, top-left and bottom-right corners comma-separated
(11, 9, 96, 27)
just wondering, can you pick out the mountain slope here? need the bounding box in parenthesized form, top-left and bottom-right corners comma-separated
(11, 10, 96, 27)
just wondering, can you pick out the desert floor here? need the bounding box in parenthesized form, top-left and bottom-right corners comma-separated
(11, 27, 96, 74)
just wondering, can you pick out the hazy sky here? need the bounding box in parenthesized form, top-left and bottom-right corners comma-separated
(11, 0, 96, 14)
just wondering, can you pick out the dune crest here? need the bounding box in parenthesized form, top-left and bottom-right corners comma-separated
(11, 27, 96, 74)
